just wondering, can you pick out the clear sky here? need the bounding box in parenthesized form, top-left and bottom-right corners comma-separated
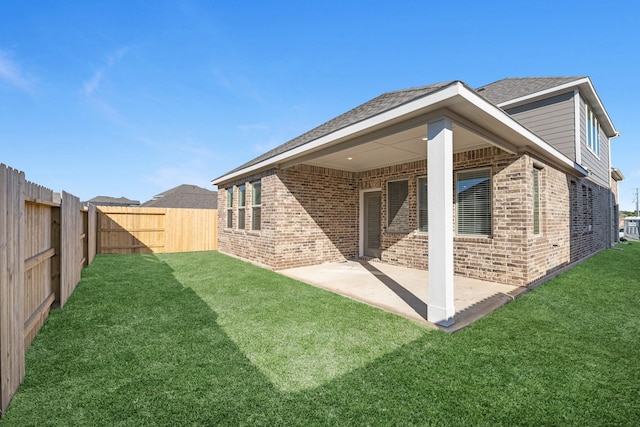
(1, 1, 639, 209)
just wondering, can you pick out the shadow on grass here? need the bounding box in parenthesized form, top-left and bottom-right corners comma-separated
(2, 254, 282, 425)
(2, 248, 639, 425)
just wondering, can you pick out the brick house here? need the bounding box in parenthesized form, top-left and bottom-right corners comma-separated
(212, 77, 621, 325)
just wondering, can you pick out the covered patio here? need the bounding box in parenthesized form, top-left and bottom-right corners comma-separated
(280, 259, 525, 332)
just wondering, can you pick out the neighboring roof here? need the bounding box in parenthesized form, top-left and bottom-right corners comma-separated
(220, 81, 454, 179)
(475, 77, 585, 105)
(87, 196, 140, 206)
(142, 184, 218, 209)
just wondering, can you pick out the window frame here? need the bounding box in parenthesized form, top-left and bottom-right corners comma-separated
(532, 168, 541, 235)
(586, 104, 600, 157)
(455, 168, 492, 237)
(386, 179, 410, 233)
(251, 180, 262, 231)
(226, 187, 233, 229)
(417, 176, 428, 233)
(237, 185, 246, 230)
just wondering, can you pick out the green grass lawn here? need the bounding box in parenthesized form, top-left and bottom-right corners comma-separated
(2, 244, 639, 426)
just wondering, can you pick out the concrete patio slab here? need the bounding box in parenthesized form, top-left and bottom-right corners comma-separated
(279, 259, 524, 332)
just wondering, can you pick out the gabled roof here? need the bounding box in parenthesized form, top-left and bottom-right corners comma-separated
(87, 196, 140, 206)
(142, 184, 218, 209)
(213, 77, 611, 185)
(476, 77, 585, 105)
(220, 82, 454, 178)
(477, 76, 617, 137)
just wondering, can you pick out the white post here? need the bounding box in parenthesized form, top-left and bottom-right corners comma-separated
(427, 118, 455, 326)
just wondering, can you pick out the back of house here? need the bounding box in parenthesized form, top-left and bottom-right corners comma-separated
(212, 76, 621, 302)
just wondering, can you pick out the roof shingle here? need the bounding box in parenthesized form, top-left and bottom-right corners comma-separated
(142, 184, 218, 209)
(475, 77, 585, 105)
(220, 81, 455, 178)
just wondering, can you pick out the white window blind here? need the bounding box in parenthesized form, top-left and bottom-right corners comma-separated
(456, 169, 491, 236)
(418, 177, 428, 232)
(387, 180, 409, 232)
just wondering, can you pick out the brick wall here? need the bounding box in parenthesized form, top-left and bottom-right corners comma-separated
(358, 160, 429, 269)
(218, 147, 613, 286)
(218, 165, 358, 269)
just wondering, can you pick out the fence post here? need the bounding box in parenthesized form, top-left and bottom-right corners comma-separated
(51, 203, 61, 308)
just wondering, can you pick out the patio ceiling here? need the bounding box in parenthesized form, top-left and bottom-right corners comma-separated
(289, 122, 494, 172)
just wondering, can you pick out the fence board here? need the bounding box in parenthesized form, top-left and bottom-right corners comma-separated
(87, 204, 97, 264)
(1, 163, 95, 416)
(98, 207, 217, 254)
(59, 192, 83, 307)
(0, 165, 25, 416)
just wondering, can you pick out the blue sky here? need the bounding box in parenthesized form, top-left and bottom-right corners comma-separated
(1, 1, 639, 209)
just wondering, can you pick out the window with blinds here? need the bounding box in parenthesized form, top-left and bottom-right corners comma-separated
(456, 169, 491, 236)
(533, 169, 541, 235)
(417, 177, 428, 232)
(387, 180, 409, 232)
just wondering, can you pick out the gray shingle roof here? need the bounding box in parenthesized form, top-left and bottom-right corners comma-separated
(87, 196, 140, 206)
(475, 77, 585, 105)
(219, 81, 456, 179)
(142, 184, 218, 209)
(215, 77, 591, 183)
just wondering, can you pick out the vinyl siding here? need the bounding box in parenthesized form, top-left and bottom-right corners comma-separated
(579, 96, 610, 188)
(505, 92, 575, 159)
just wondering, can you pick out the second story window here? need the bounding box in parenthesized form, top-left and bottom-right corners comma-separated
(587, 105, 600, 156)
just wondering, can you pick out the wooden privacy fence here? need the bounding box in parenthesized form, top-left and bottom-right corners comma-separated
(97, 206, 217, 254)
(0, 164, 96, 416)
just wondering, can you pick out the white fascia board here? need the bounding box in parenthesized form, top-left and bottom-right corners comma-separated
(457, 86, 580, 172)
(213, 83, 462, 184)
(498, 77, 618, 138)
(496, 78, 591, 108)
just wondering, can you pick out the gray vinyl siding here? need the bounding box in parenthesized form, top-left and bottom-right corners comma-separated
(579, 95, 610, 188)
(505, 92, 575, 159)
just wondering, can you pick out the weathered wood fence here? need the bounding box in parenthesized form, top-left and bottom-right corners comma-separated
(97, 207, 218, 254)
(0, 164, 96, 416)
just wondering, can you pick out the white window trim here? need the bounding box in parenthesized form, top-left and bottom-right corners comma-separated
(251, 180, 262, 231)
(533, 167, 542, 236)
(455, 167, 492, 237)
(586, 104, 600, 158)
(237, 185, 246, 230)
(226, 187, 234, 229)
(416, 175, 428, 234)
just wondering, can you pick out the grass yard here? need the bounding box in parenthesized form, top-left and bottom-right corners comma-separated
(1, 244, 639, 426)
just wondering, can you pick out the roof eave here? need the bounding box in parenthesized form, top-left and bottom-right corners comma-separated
(213, 81, 588, 185)
(213, 82, 465, 185)
(611, 167, 625, 181)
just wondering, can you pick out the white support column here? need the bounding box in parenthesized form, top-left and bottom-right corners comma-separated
(427, 118, 455, 326)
